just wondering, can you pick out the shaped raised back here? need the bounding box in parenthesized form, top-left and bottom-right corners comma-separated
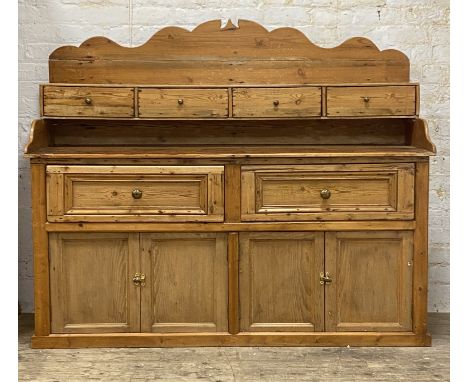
(49, 19, 410, 85)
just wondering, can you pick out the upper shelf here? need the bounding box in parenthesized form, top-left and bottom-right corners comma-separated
(48, 19, 410, 85)
(25, 118, 436, 158)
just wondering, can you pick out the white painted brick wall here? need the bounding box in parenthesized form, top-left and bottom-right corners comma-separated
(18, 0, 450, 313)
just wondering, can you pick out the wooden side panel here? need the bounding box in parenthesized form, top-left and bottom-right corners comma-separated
(239, 232, 324, 332)
(24, 119, 49, 154)
(140, 233, 228, 333)
(326, 86, 416, 117)
(42, 86, 135, 117)
(49, 233, 140, 333)
(48, 20, 410, 84)
(325, 231, 413, 332)
(241, 164, 415, 221)
(410, 119, 437, 153)
(232, 87, 321, 117)
(31, 164, 50, 336)
(413, 161, 429, 335)
(138, 88, 228, 118)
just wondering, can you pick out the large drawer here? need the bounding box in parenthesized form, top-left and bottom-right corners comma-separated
(232, 87, 322, 118)
(138, 88, 228, 118)
(326, 86, 417, 117)
(241, 164, 414, 221)
(42, 86, 135, 118)
(46, 166, 224, 222)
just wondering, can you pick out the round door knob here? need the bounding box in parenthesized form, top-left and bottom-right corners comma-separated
(84, 97, 92, 105)
(178, 99, 184, 105)
(320, 189, 331, 199)
(363, 96, 370, 103)
(132, 189, 143, 199)
(273, 100, 280, 107)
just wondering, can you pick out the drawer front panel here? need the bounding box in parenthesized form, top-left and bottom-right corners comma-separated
(138, 88, 228, 118)
(47, 166, 224, 222)
(232, 87, 322, 118)
(42, 86, 135, 117)
(326, 86, 416, 116)
(241, 164, 414, 221)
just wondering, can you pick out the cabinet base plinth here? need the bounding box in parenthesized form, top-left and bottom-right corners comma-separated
(32, 332, 432, 349)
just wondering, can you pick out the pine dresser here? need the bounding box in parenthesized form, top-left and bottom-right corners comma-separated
(25, 20, 436, 348)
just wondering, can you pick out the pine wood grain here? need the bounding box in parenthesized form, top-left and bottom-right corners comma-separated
(26, 145, 435, 160)
(49, 233, 140, 333)
(46, 165, 224, 222)
(140, 233, 228, 333)
(138, 88, 228, 118)
(38, 118, 412, 147)
(42, 86, 134, 117)
(241, 163, 415, 221)
(32, 331, 431, 348)
(31, 164, 50, 336)
(325, 231, 413, 332)
(49, 20, 410, 85)
(413, 161, 430, 335)
(228, 232, 240, 334)
(326, 86, 416, 117)
(239, 232, 324, 332)
(232, 87, 321, 117)
(224, 164, 241, 223)
(45, 220, 417, 232)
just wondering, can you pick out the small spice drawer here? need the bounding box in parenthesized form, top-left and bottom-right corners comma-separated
(138, 88, 229, 118)
(241, 163, 414, 221)
(46, 166, 224, 222)
(42, 86, 135, 118)
(326, 85, 417, 117)
(232, 87, 322, 118)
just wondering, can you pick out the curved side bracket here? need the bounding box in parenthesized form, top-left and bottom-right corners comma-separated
(24, 119, 49, 156)
(409, 119, 437, 154)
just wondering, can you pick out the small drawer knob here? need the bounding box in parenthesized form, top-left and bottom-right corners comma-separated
(273, 100, 280, 107)
(132, 189, 143, 199)
(84, 97, 92, 105)
(320, 189, 331, 199)
(363, 96, 370, 103)
(320, 272, 332, 285)
(177, 99, 184, 105)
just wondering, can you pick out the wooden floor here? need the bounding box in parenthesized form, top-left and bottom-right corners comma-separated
(19, 313, 449, 381)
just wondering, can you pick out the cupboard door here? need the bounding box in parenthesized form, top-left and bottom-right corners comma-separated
(49, 233, 140, 333)
(239, 232, 324, 332)
(325, 231, 413, 332)
(140, 233, 228, 333)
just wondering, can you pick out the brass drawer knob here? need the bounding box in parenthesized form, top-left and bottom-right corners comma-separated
(320, 272, 332, 285)
(84, 97, 92, 105)
(178, 99, 184, 105)
(132, 189, 143, 199)
(132, 272, 146, 286)
(320, 189, 331, 199)
(363, 96, 370, 103)
(273, 100, 280, 107)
